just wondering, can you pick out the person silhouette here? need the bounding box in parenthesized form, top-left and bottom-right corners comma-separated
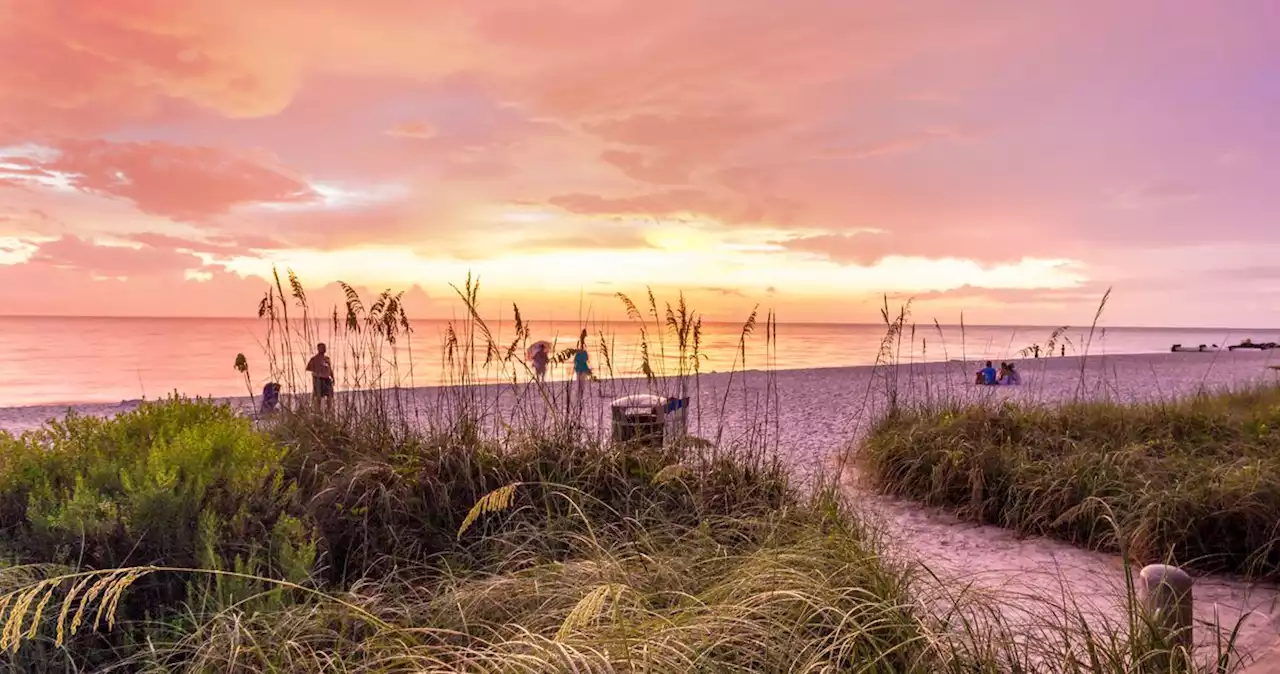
(305, 343, 334, 408)
(977, 361, 997, 385)
(532, 342, 549, 381)
(572, 330, 592, 398)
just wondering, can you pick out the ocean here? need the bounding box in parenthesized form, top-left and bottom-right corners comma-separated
(0, 316, 1274, 408)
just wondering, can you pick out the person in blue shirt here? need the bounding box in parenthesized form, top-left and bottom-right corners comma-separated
(573, 330, 592, 397)
(978, 361, 997, 385)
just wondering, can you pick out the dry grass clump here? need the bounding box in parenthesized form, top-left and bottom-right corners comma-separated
(859, 384, 1280, 578)
(277, 407, 792, 584)
(144, 503, 961, 673)
(3, 495, 1217, 673)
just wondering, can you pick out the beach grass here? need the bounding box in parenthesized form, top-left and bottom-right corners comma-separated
(0, 273, 1248, 672)
(858, 384, 1280, 580)
(0, 398, 1222, 673)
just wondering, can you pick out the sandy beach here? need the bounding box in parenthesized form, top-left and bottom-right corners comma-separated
(5, 349, 1280, 664)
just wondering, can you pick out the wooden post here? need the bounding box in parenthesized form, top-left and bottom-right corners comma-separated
(1139, 564, 1194, 650)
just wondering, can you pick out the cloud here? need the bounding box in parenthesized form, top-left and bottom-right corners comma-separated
(279, 280, 441, 320)
(713, 166, 774, 194)
(0, 156, 59, 186)
(0, 1, 307, 142)
(905, 283, 1110, 305)
(776, 231, 1027, 267)
(127, 232, 287, 257)
(826, 128, 966, 159)
(0, 208, 58, 237)
(549, 190, 724, 220)
(548, 189, 797, 225)
(224, 200, 439, 252)
(37, 140, 318, 221)
(386, 121, 437, 140)
(696, 286, 746, 298)
(1209, 265, 1280, 282)
(1138, 181, 1202, 200)
(587, 112, 785, 157)
(517, 230, 653, 252)
(600, 150, 689, 185)
(0, 233, 443, 317)
(27, 235, 208, 278)
(1113, 180, 1205, 209)
(0, 256, 440, 319)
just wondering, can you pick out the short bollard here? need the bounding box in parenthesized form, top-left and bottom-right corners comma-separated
(1139, 564, 1194, 650)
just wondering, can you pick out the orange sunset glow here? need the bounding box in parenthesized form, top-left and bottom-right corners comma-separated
(2, 2, 1278, 325)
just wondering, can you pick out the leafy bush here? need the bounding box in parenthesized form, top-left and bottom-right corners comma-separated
(0, 397, 311, 596)
(859, 385, 1280, 578)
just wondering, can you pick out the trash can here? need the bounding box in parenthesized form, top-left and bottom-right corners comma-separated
(610, 394, 690, 445)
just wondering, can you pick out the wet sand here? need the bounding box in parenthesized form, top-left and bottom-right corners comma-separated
(4, 349, 1280, 664)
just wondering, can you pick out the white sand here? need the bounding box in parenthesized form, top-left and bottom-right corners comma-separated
(4, 349, 1280, 664)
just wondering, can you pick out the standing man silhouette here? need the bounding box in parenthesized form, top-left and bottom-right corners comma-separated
(306, 343, 334, 410)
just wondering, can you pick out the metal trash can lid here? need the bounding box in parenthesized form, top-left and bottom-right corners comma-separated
(610, 394, 666, 410)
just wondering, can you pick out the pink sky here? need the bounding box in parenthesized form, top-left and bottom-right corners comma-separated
(1, 1, 1278, 326)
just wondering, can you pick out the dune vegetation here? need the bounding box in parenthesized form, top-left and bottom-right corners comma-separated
(860, 384, 1280, 581)
(0, 273, 1243, 672)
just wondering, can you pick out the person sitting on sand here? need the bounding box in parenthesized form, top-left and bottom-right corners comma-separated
(305, 343, 334, 407)
(260, 382, 281, 415)
(1001, 363, 1021, 385)
(997, 362, 1010, 382)
(977, 361, 997, 385)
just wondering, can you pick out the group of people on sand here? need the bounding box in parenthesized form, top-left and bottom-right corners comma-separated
(1029, 344, 1067, 358)
(261, 334, 595, 418)
(528, 329, 593, 394)
(975, 360, 1022, 386)
(253, 342, 334, 417)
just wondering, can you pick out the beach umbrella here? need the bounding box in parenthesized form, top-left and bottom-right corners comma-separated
(527, 341, 552, 360)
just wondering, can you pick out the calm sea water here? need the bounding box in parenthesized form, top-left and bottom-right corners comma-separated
(0, 316, 1274, 408)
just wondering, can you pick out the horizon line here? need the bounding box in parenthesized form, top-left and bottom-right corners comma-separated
(1, 313, 1278, 333)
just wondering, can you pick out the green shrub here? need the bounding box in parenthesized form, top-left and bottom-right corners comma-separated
(859, 386, 1280, 578)
(0, 396, 313, 631)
